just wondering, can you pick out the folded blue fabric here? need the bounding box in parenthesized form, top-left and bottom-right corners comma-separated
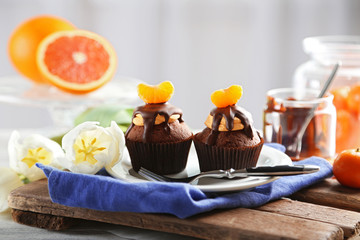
(37, 145, 333, 219)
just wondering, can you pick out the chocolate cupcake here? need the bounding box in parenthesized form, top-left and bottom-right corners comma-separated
(125, 81, 193, 175)
(194, 85, 264, 172)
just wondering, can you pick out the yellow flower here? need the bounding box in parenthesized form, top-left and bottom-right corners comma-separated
(22, 147, 52, 168)
(8, 131, 64, 182)
(61, 121, 125, 174)
(73, 138, 106, 165)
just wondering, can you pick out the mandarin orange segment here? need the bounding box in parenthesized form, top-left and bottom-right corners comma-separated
(346, 85, 360, 115)
(8, 15, 76, 83)
(36, 29, 117, 94)
(331, 86, 350, 110)
(335, 109, 354, 152)
(138, 81, 174, 104)
(211, 85, 243, 108)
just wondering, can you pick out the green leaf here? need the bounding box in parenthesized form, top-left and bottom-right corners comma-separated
(18, 174, 30, 184)
(118, 124, 130, 132)
(74, 104, 134, 128)
(51, 134, 64, 146)
(51, 105, 134, 146)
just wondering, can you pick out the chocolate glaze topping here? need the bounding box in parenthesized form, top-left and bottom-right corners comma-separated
(207, 105, 254, 145)
(125, 103, 184, 143)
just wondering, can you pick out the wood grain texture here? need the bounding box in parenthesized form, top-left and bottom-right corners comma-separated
(291, 178, 360, 212)
(11, 209, 79, 230)
(257, 198, 360, 238)
(8, 180, 344, 240)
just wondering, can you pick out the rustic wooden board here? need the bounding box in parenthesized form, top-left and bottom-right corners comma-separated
(11, 209, 80, 230)
(8, 179, 346, 240)
(257, 198, 360, 238)
(292, 178, 360, 212)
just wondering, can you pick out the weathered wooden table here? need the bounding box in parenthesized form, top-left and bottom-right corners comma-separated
(8, 178, 360, 240)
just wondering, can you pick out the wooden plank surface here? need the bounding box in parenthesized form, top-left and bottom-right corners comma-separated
(292, 178, 360, 212)
(11, 209, 79, 230)
(8, 180, 344, 240)
(257, 198, 360, 238)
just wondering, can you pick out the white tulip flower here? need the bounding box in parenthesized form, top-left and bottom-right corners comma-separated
(104, 121, 126, 175)
(8, 131, 65, 182)
(61, 121, 125, 174)
(0, 167, 24, 212)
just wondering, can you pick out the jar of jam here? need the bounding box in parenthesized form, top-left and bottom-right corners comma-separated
(263, 88, 336, 160)
(293, 36, 360, 153)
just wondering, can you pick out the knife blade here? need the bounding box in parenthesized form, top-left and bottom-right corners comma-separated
(224, 165, 320, 178)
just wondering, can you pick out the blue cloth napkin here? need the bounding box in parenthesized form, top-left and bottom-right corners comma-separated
(36, 145, 333, 219)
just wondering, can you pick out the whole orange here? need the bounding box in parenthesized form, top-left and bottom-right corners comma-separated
(8, 15, 76, 83)
(333, 148, 360, 188)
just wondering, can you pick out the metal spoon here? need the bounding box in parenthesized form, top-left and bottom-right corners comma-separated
(291, 62, 340, 159)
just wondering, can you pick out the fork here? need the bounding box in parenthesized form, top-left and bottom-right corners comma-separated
(137, 165, 320, 184)
(138, 167, 229, 184)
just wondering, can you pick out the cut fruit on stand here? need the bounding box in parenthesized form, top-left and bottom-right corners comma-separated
(36, 29, 117, 94)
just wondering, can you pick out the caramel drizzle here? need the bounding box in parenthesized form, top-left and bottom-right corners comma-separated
(207, 105, 254, 145)
(125, 103, 183, 142)
(264, 96, 286, 113)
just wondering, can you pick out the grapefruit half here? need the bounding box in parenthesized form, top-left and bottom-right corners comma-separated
(36, 29, 117, 94)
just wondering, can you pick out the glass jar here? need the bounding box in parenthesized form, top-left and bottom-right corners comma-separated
(263, 88, 336, 160)
(293, 36, 360, 153)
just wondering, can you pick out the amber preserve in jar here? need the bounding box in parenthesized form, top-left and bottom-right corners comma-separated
(293, 36, 360, 153)
(263, 88, 336, 160)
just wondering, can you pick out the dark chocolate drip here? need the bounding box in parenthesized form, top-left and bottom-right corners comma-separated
(125, 103, 183, 142)
(206, 105, 254, 145)
(264, 96, 286, 113)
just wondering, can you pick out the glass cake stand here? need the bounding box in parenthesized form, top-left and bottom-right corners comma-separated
(0, 75, 141, 129)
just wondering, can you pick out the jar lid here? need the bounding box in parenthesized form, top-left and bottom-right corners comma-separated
(303, 36, 360, 64)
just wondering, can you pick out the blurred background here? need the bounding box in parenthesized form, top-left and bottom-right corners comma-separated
(1, 0, 360, 132)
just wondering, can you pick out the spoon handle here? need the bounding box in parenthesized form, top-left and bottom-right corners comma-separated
(318, 63, 340, 98)
(294, 62, 340, 158)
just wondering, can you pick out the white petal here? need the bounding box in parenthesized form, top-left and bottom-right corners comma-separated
(8, 130, 21, 172)
(0, 167, 23, 212)
(105, 121, 126, 172)
(61, 121, 100, 158)
(61, 121, 117, 174)
(8, 130, 64, 182)
(23, 134, 64, 169)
